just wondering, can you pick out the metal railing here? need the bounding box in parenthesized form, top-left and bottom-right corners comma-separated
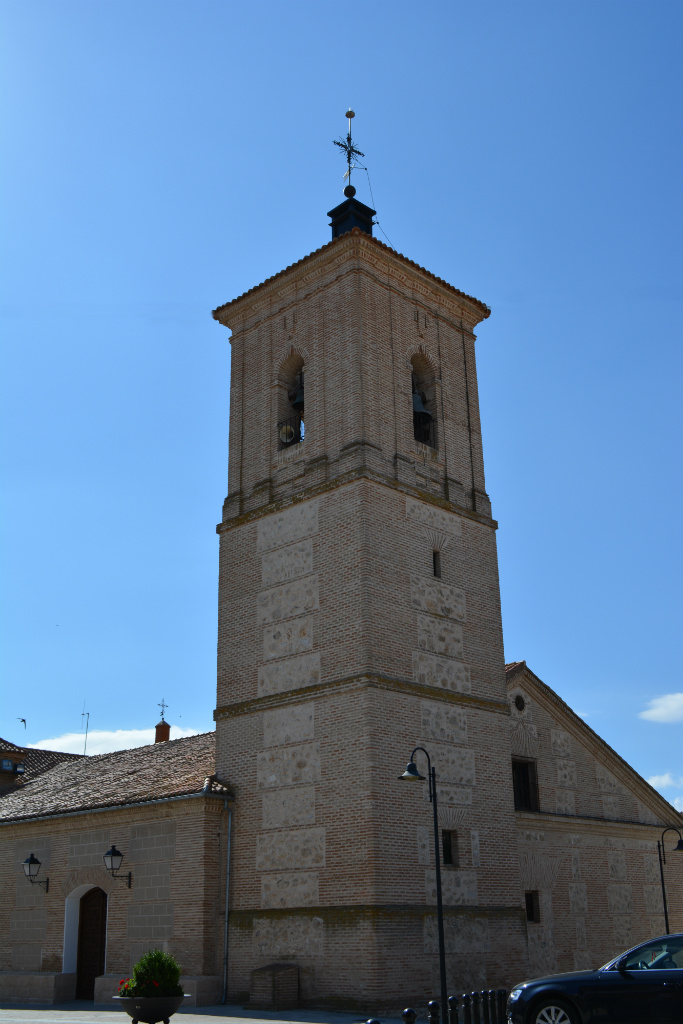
(365, 991, 509, 1024)
(413, 414, 436, 449)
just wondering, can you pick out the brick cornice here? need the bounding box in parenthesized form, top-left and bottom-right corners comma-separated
(217, 465, 497, 533)
(214, 672, 510, 722)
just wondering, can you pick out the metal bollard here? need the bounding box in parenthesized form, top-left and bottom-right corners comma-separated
(462, 992, 472, 1024)
(496, 990, 507, 1023)
(448, 995, 459, 1024)
(428, 1001, 440, 1024)
(402, 1010, 417, 1024)
(480, 990, 490, 1024)
(471, 991, 481, 1024)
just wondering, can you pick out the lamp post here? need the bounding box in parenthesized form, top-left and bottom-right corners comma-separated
(657, 826, 683, 934)
(399, 747, 448, 1024)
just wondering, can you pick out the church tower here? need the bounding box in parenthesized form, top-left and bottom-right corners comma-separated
(212, 161, 527, 1007)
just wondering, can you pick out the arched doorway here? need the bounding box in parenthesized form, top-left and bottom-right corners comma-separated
(75, 887, 107, 999)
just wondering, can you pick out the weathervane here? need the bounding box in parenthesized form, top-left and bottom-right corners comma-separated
(158, 698, 168, 721)
(333, 109, 364, 198)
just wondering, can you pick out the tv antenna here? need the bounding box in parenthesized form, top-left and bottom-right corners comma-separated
(333, 109, 364, 197)
(81, 709, 90, 755)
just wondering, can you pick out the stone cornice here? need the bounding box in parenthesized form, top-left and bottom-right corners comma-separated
(214, 672, 510, 722)
(213, 230, 490, 334)
(217, 464, 497, 534)
(515, 810, 671, 834)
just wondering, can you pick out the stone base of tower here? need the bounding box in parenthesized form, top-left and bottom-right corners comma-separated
(226, 906, 529, 1013)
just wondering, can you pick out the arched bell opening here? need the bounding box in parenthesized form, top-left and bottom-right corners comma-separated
(63, 884, 108, 1000)
(410, 354, 437, 449)
(277, 353, 306, 448)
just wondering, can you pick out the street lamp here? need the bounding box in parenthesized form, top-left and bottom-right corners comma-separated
(399, 747, 448, 1024)
(22, 853, 49, 892)
(657, 826, 683, 934)
(103, 844, 132, 888)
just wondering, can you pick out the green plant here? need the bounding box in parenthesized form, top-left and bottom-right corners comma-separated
(117, 949, 183, 998)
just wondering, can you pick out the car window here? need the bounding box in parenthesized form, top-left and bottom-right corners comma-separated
(622, 936, 683, 970)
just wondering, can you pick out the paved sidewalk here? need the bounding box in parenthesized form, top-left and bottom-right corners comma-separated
(0, 1006, 406, 1024)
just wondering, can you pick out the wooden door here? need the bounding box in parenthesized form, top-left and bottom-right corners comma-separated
(76, 887, 107, 999)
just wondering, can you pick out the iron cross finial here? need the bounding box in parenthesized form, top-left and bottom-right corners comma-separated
(333, 108, 364, 196)
(158, 698, 168, 721)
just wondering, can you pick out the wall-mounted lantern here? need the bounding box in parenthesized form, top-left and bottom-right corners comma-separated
(23, 853, 49, 892)
(103, 844, 132, 888)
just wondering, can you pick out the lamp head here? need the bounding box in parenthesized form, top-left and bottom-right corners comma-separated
(674, 838, 683, 853)
(23, 853, 41, 879)
(399, 761, 426, 782)
(103, 844, 124, 873)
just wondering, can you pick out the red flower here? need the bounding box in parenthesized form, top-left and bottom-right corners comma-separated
(152, 980, 159, 987)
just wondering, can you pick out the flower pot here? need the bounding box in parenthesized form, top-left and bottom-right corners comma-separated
(113, 994, 188, 1023)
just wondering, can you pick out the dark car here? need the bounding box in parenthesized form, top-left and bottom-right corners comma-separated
(506, 932, 683, 1023)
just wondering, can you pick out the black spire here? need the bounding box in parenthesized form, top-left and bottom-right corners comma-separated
(329, 109, 375, 239)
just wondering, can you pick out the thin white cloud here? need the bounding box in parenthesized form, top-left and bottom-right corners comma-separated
(29, 727, 200, 756)
(647, 773, 683, 790)
(638, 693, 683, 723)
(673, 797, 683, 812)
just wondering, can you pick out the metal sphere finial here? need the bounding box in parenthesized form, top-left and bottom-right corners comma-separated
(346, 108, 355, 119)
(343, 184, 356, 198)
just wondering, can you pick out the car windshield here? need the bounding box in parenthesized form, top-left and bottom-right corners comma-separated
(604, 935, 683, 971)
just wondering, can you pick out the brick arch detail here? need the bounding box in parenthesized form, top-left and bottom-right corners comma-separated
(274, 343, 310, 385)
(60, 865, 114, 897)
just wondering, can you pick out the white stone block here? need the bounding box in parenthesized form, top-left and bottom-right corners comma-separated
(263, 703, 315, 747)
(258, 653, 321, 696)
(262, 616, 313, 661)
(262, 787, 316, 829)
(412, 652, 471, 693)
(261, 540, 313, 585)
(257, 499, 319, 552)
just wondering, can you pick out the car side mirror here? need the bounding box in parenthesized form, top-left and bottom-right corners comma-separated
(616, 956, 629, 974)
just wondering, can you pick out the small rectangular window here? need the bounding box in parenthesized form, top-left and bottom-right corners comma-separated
(441, 829, 459, 866)
(525, 890, 541, 923)
(432, 550, 441, 578)
(512, 759, 540, 811)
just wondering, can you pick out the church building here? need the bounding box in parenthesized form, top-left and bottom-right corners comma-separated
(0, 164, 680, 1011)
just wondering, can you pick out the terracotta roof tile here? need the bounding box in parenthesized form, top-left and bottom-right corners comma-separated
(212, 228, 491, 321)
(0, 732, 216, 823)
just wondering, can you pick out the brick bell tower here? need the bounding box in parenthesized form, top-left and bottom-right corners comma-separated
(212, 133, 526, 1009)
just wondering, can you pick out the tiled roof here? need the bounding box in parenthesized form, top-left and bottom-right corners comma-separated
(505, 661, 526, 674)
(0, 732, 218, 823)
(0, 737, 25, 753)
(0, 738, 83, 793)
(212, 228, 491, 320)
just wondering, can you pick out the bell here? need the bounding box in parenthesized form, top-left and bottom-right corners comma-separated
(412, 392, 431, 419)
(290, 386, 305, 412)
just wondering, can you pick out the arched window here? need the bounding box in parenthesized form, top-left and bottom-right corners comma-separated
(277, 354, 306, 448)
(410, 354, 436, 449)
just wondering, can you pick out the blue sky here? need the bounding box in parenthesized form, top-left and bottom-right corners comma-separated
(1, 1, 681, 809)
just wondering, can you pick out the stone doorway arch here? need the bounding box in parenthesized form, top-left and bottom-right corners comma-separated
(63, 884, 108, 1000)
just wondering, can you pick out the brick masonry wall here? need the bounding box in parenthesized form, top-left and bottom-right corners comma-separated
(507, 667, 683, 975)
(0, 797, 226, 990)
